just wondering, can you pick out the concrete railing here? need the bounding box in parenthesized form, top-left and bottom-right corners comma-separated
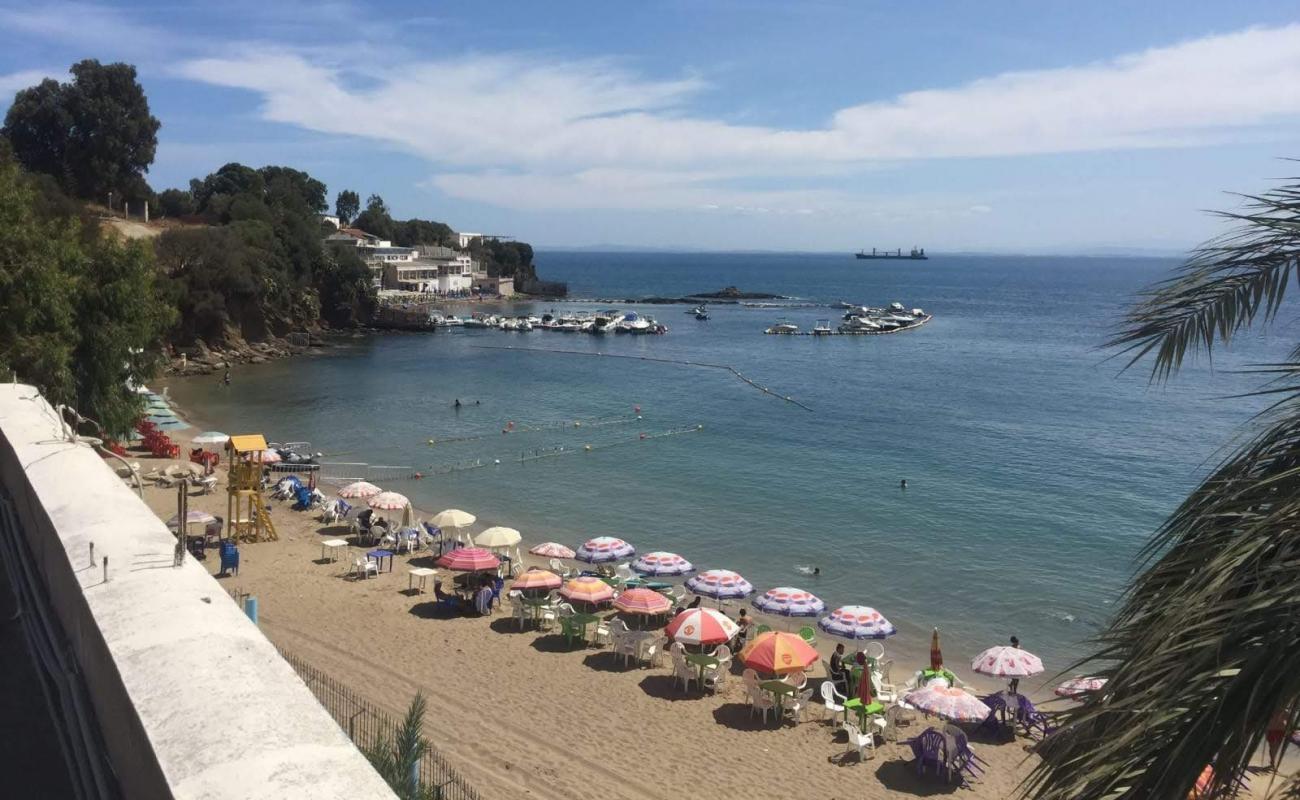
(0, 385, 396, 799)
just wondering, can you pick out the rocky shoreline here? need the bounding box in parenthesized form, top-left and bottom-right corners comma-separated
(164, 330, 368, 376)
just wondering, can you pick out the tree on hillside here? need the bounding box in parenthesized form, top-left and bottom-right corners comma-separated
(1028, 176, 1300, 799)
(2, 60, 159, 204)
(157, 188, 194, 218)
(352, 194, 395, 241)
(335, 189, 359, 224)
(393, 218, 453, 248)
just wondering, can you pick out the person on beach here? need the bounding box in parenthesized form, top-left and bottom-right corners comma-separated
(1267, 706, 1290, 769)
(735, 608, 753, 648)
(1008, 636, 1022, 694)
(687, 596, 702, 610)
(829, 643, 850, 694)
(223, 368, 231, 386)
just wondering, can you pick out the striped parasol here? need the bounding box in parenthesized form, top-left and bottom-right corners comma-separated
(665, 608, 739, 647)
(559, 576, 615, 604)
(752, 587, 826, 617)
(337, 481, 383, 499)
(511, 568, 562, 593)
(368, 491, 411, 510)
(930, 627, 944, 671)
(613, 587, 672, 615)
(630, 551, 694, 577)
(903, 684, 991, 723)
(436, 547, 500, 572)
(529, 542, 576, 559)
(685, 569, 754, 600)
(575, 536, 635, 563)
(1055, 676, 1107, 699)
(818, 605, 897, 640)
(972, 646, 1044, 678)
(739, 631, 819, 675)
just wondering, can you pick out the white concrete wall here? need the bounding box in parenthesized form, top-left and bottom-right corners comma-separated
(0, 385, 396, 800)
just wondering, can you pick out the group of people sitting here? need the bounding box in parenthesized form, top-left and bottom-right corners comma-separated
(434, 573, 501, 615)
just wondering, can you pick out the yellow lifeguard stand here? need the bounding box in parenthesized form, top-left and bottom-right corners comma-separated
(225, 434, 278, 543)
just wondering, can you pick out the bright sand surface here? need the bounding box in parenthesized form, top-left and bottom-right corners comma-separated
(135, 428, 1294, 799)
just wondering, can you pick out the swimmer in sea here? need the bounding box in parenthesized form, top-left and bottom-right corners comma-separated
(900, 478, 907, 489)
(454, 398, 462, 408)
(813, 567, 821, 576)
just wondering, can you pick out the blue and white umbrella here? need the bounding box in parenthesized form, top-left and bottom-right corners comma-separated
(818, 605, 897, 640)
(685, 569, 754, 600)
(575, 536, 635, 563)
(752, 586, 826, 617)
(630, 551, 695, 577)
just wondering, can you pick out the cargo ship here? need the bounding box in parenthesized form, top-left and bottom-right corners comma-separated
(855, 247, 927, 260)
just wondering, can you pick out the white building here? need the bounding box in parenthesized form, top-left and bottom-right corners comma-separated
(453, 231, 482, 249)
(383, 245, 475, 294)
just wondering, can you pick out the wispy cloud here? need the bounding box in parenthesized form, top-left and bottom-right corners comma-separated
(0, 68, 60, 97)
(173, 24, 1300, 211)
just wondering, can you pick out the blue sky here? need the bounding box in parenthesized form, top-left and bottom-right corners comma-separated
(2, 1, 1299, 252)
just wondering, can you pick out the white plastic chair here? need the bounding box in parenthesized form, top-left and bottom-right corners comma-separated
(615, 633, 640, 666)
(748, 686, 776, 723)
(640, 636, 667, 668)
(671, 652, 696, 691)
(350, 557, 378, 580)
(786, 688, 814, 724)
(742, 668, 760, 693)
(820, 680, 847, 721)
(703, 660, 728, 693)
(783, 669, 808, 690)
(509, 593, 527, 630)
(613, 563, 635, 583)
(841, 721, 876, 761)
(548, 559, 573, 578)
(870, 671, 899, 704)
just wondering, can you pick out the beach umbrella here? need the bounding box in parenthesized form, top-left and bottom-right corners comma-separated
(930, 627, 944, 671)
(685, 569, 754, 601)
(337, 481, 383, 499)
(752, 587, 826, 617)
(613, 587, 672, 615)
(665, 608, 739, 647)
(559, 576, 615, 604)
(903, 684, 991, 723)
(475, 526, 522, 549)
(511, 568, 562, 594)
(739, 631, 819, 675)
(166, 509, 217, 529)
(575, 536, 635, 563)
(972, 646, 1044, 679)
(368, 491, 410, 510)
(818, 605, 897, 640)
(436, 547, 500, 572)
(430, 509, 476, 529)
(1055, 676, 1107, 699)
(529, 542, 575, 559)
(630, 551, 695, 577)
(191, 431, 229, 446)
(252, 449, 282, 464)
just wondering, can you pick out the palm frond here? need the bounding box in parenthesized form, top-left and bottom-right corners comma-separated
(1108, 179, 1300, 382)
(1024, 402, 1300, 799)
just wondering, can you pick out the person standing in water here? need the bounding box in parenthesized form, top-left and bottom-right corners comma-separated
(454, 398, 461, 409)
(223, 368, 231, 386)
(900, 478, 907, 490)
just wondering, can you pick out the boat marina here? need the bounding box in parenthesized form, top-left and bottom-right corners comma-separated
(765, 301, 933, 335)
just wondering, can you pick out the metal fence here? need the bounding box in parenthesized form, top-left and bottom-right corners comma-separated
(317, 462, 419, 485)
(277, 647, 483, 800)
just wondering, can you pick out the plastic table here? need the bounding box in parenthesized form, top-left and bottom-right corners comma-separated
(760, 679, 797, 718)
(684, 652, 719, 687)
(366, 549, 394, 572)
(408, 567, 436, 594)
(320, 538, 348, 562)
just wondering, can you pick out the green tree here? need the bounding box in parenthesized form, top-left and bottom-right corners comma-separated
(353, 194, 395, 241)
(336, 189, 360, 224)
(157, 188, 195, 217)
(2, 60, 159, 204)
(393, 218, 453, 248)
(363, 694, 444, 800)
(1029, 176, 1300, 798)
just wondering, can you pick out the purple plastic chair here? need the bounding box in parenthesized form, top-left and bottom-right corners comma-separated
(906, 728, 949, 779)
(944, 724, 987, 778)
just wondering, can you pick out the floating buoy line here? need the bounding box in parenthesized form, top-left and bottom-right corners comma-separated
(426, 413, 641, 446)
(469, 345, 812, 412)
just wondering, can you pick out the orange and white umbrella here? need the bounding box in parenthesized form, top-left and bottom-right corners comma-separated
(972, 646, 1044, 678)
(665, 608, 738, 647)
(368, 491, 410, 510)
(337, 481, 383, 499)
(559, 576, 615, 604)
(613, 588, 672, 615)
(529, 542, 576, 559)
(512, 568, 562, 593)
(739, 631, 819, 675)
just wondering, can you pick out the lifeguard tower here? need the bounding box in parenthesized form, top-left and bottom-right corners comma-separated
(225, 434, 278, 542)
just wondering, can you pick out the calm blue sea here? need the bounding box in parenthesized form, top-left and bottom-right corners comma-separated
(165, 251, 1289, 675)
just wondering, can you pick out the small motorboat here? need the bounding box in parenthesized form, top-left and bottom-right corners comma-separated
(766, 321, 798, 334)
(812, 319, 832, 335)
(687, 304, 707, 315)
(695, 311, 709, 320)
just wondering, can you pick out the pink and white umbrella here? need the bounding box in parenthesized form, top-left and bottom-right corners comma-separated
(971, 646, 1045, 678)
(903, 684, 992, 723)
(368, 491, 411, 510)
(686, 569, 754, 600)
(613, 588, 673, 615)
(752, 587, 826, 617)
(818, 605, 897, 640)
(337, 481, 383, 499)
(529, 542, 576, 559)
(575, 536, 635, 563)
(630, 551, 695, 577)
(665, 608, 739, 647)
(436, 547, 501, 572)
(1055, 676, 1107, 699)
(252, 449, 281, 463)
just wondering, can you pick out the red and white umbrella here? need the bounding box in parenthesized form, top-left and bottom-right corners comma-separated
(752, 586, 826, 617)
(1055, 676, 1107, 699)
(511, 568, 562, 593)
(971, 646, 1044, 678)
(368, 491, 410, 510)
(665, 608, 739, 647)
(575, 536, 635, 563)
(529, 542, 576, 559)
(903, 685, 992, 723)
(630, 551, 694, 577)
(337, 481, 383, 499)
(436, 547, 500, 572)
(613, 588, 672, 615)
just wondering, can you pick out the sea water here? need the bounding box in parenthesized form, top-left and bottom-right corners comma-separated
(165, 252, 1290, 674)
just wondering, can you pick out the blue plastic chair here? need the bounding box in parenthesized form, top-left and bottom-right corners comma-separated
(219, 542, 240, 576)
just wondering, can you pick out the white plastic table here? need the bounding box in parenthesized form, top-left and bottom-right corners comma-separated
(408, 567, 437, 594)
(320, 539, 349, 562)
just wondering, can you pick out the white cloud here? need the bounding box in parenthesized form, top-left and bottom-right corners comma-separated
(175, 24, 1300, 212)
(0, 68, 59, 97)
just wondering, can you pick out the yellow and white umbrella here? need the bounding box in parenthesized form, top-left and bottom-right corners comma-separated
(475, 526, 521, 549)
